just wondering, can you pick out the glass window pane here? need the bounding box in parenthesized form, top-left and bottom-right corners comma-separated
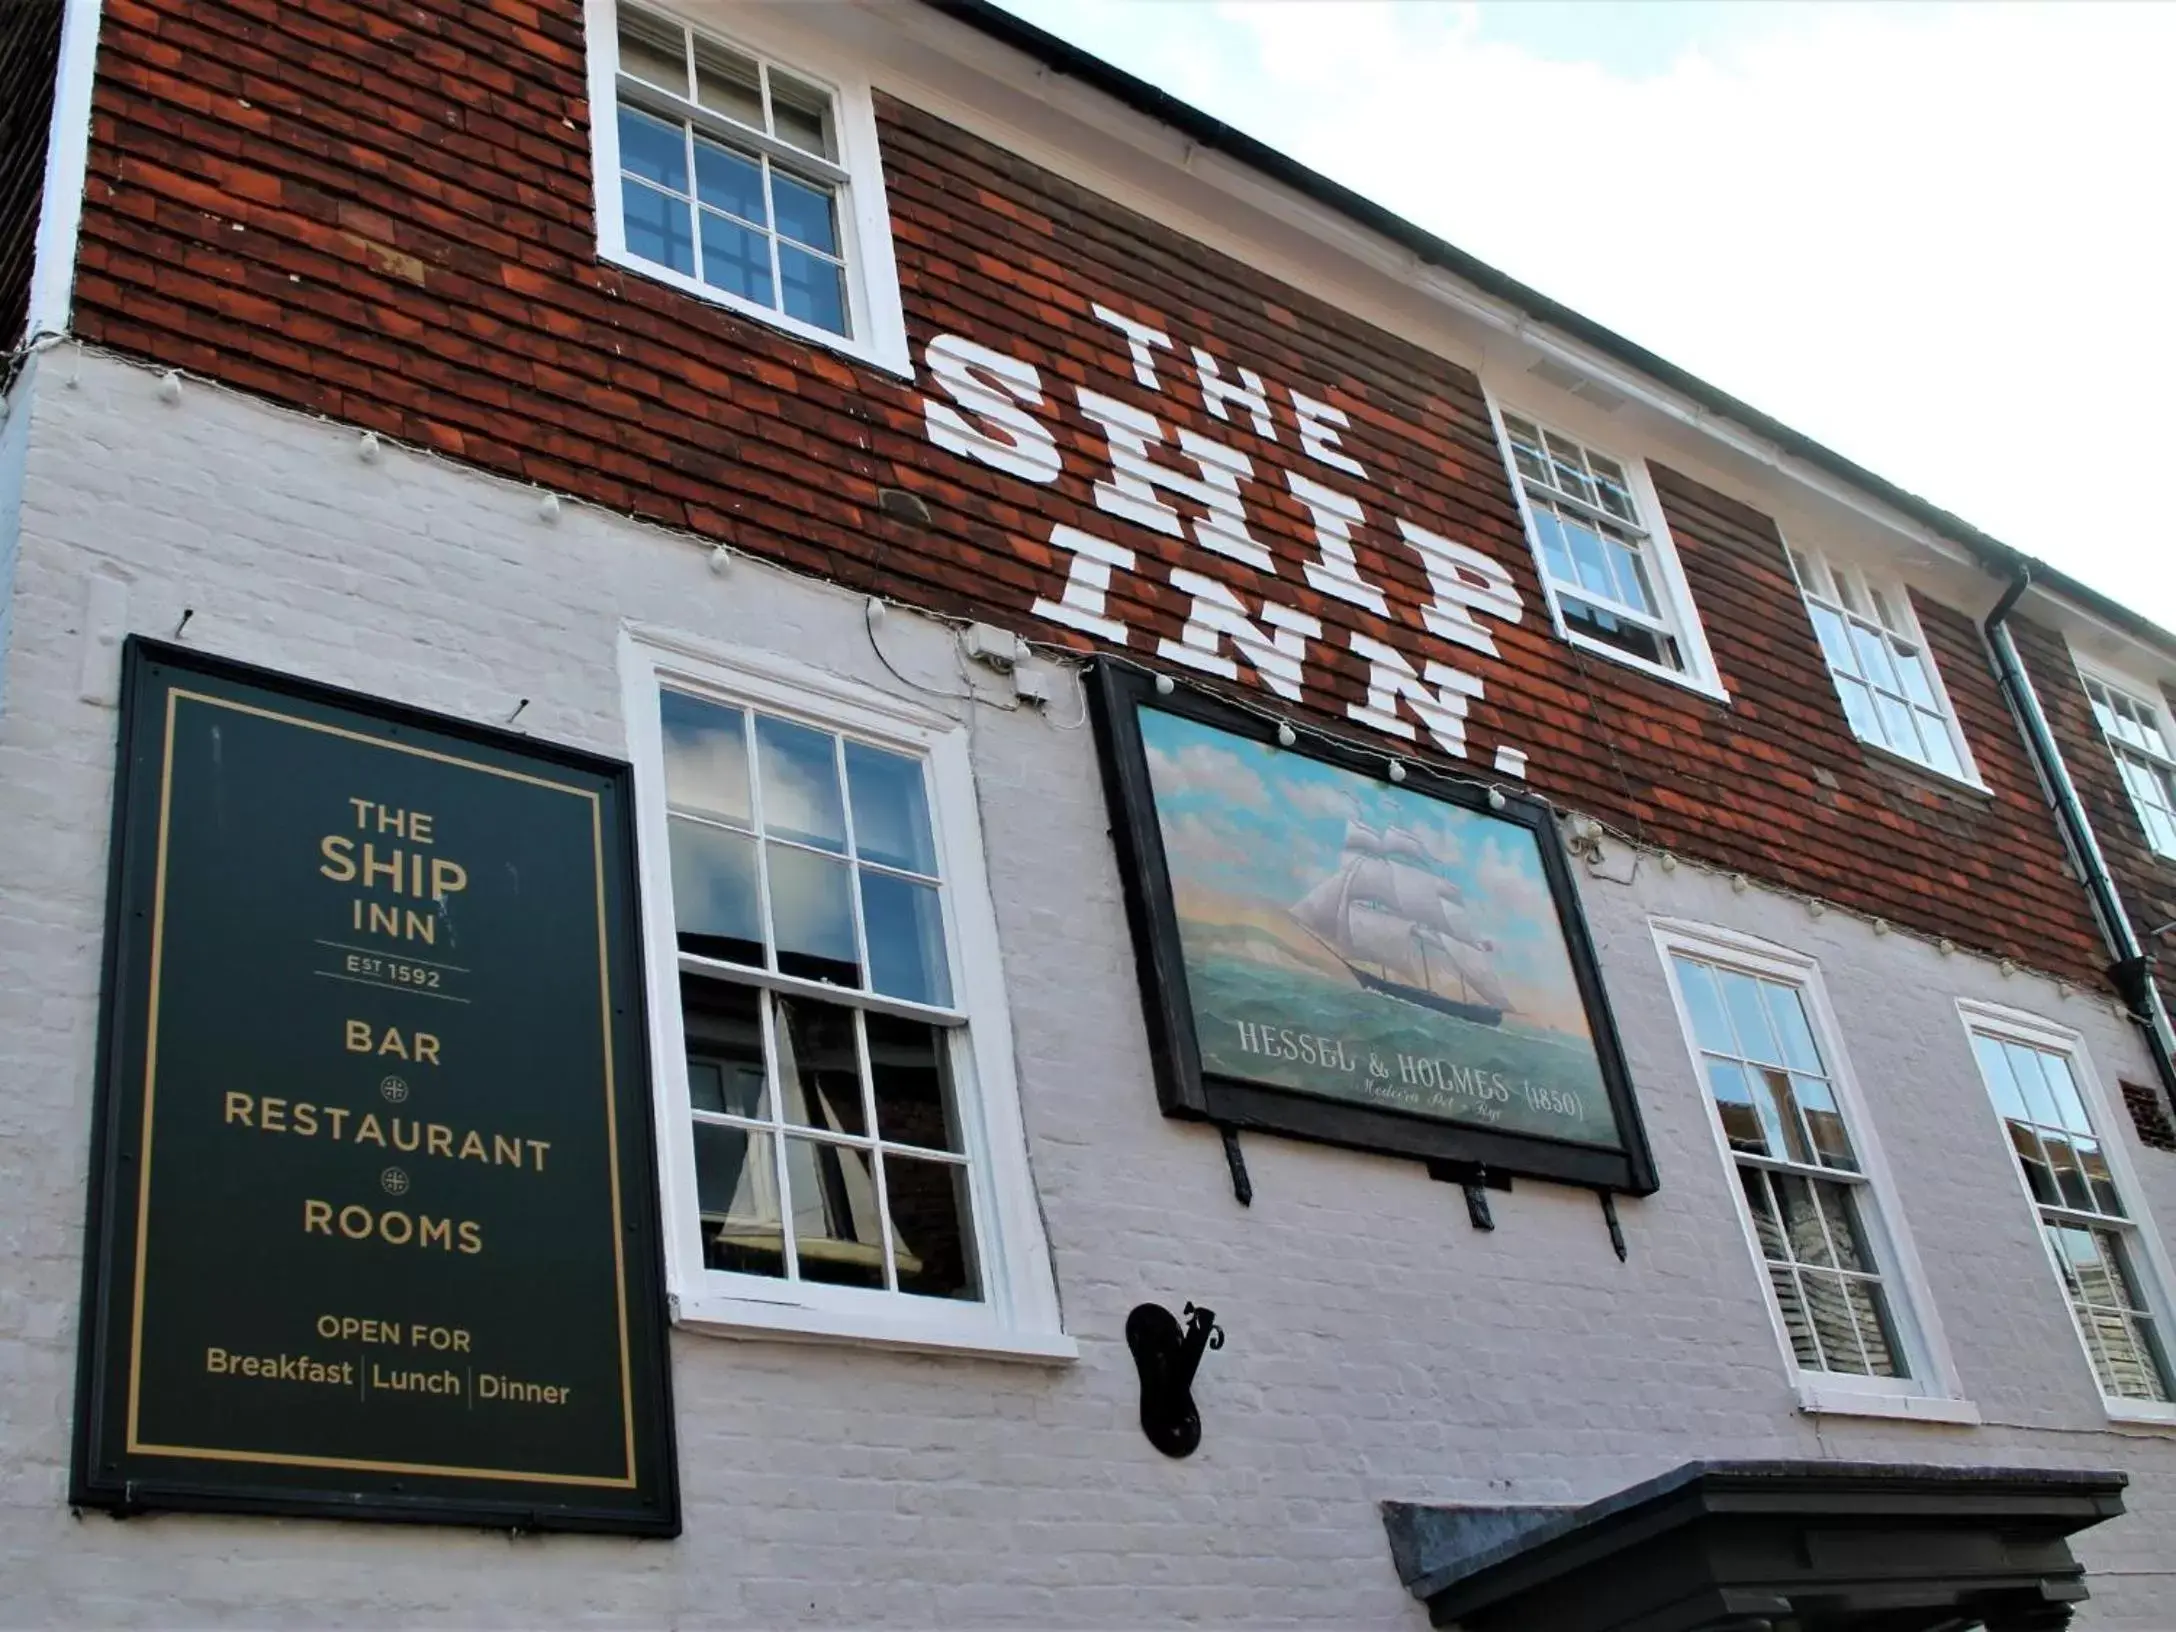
(1849, 622, 1902, 694)
(755, 715, 846, 851)
(691, 35, 764, 129)
(774, 995, 866, 1136)
(1844, 1277, 1903, 1377)
(617, 10, 689, 97)
(1603, 539, 1657, 615)
(1834, 676, 1880, 742)
(846, 742, 938, 876)
(861, 870, 952, 1008)
(771, 171, 838, 255)
(784, 1136, 885, 1289)
(885, 1154, 980, 1300)
(2074, 1138, 2126, 1218)
(767, 843, 860, 987)
(1542, 432, 1596, 505)
(1718, 970, 1782, 1066)
(1871, 691, 1919, 757)
(1673, 958, 1735, 1055)
(1974, 1034, 2030, 1122)
(1796, 1075, 1856, 1170)
(2005, 1042, 2063, 1129)
(1769, 1265, 1825, 1369)
(1814, 1181, 1870, 1271)
(669, 817, 762, 965)
(768, 69, 837, 158)
(660, 691, 751, 825)
(1739, 1166, 1788, 1260)
(698, 210, 774, 306)
(695, 1123, 783, 1277)
(2042, 1130, 2095, 1213)
(1916, 714, 1964, 779)
(1808, 603, 1858, 676)
(693, 137, 766, 224)
(2009, 1121, 2059, 1205)
(2038, 1051, 2095, 1135)
(1759, 982, 1823, 1074)
(1801, 1270, 1868, 1374)
(617, 104, 688, 191)
(779, 242, 848, 336)
(622, 176, 694, 275)
(1758, 1068, 1816, 1165)
(680, 974, 767, 1118)
(1564, 518, 1615, 599)
(1894, 644, 1940, 711)
(1772, 1173, 1835, 1267)
(1532, 507, 1576, 585)
(866, 1012, 962, 1152)
(1708, 1060, 1767, 1154)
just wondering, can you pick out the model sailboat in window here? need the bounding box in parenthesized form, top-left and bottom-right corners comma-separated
(1287, 822, 1511, 1026)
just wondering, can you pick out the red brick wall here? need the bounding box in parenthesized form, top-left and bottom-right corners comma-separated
(67, 0, 2114, 987)
(0, 0, 65, 351)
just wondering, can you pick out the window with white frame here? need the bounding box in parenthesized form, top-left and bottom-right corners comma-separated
(625, 636, 1065, 1355)
(2080, 673, 2176, 860)
(1496, 409, 1711, 685)
(1661, 937, 1927, 1385)
(1787, 546, 1972, 781)
(1966, 1018, 2174, 1405)
(588, 1, 909, 372)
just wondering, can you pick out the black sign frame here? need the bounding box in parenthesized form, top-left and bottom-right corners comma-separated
(71, 639, 680, 1534)
(1089, 661, 1658, 1196)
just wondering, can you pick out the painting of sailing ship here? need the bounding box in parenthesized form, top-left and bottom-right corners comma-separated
(1136, 704, 1626, 1150)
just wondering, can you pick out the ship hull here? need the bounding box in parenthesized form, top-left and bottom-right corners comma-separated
(1348, 964, 1503, 1027)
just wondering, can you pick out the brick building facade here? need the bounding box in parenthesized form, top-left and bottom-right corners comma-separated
(4, 2, 2176, 1626)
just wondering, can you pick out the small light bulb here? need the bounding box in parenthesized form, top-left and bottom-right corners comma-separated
(357, 431, 381, 464)
(1807, 900, 1826, 919)
(1659, 853, 1679, 873)
(2000, 958, 2017, 978)
(866, 596, 886, 622)
(537, 494, 562, 523)
(1387, 760, 1406, 783)
(1154, 674, 1175, 696)
(1276, 723, 1296, 748)
(1730, 873, 1749, 894)
(1487, 788, 1507, 811)
(156, 370, 183, 405)
(1938, 938, 1956, 957)
(710, 545, 733, 577)
(1872, 918, 1891, 937)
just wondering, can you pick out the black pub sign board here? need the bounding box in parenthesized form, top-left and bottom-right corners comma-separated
(1089, 662, 1656, 1196)
(72, 641, 679, 1534)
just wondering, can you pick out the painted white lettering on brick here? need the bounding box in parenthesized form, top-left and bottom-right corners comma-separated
(1398, 519, 1523, 657)
(921, 336, 1061, 484)
(1090, 304, 1173, 391)
(1347, 631, 1482, 758)
(1190, 349, 1276, 440)
(1032, 524, 1136, 645)
(1157, 570, 1319, 700)
(1286, 471, 1388, 616)
(1075, 389, 1273, 573)
(1289, 389, 1366, 479)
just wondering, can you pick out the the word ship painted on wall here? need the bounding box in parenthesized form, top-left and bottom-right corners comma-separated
(919, 304, 1525, 766)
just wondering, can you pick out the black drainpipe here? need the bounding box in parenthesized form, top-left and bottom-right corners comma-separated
(1985, 568, 2176, 1104)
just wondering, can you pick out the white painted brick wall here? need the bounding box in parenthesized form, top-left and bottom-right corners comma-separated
(2, 352, 2173, 1627)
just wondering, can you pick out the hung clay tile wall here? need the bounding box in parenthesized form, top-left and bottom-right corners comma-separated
(67, 0, 2116, 989)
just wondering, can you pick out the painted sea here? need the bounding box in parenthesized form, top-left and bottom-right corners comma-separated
(1140, 705, 1624, 1151)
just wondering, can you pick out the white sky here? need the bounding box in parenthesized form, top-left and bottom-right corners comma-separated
(990, 1, 2176, 635)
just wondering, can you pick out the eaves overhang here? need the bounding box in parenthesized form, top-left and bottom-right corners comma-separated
(929, 0, 2176, 662)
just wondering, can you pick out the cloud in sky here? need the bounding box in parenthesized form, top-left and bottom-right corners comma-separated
(991, 1, 2176, 634)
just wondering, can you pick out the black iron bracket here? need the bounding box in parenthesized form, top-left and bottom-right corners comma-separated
(1599, 1190, 1628, 1262)
(1217, 1124, 1252, 1207)
(1126, 1301, 1224, 1458)
(1426, 1159, 1510, 1231)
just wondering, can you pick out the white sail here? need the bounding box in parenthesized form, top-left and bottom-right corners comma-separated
(1288, 866, 1351, 943)
(1345, 903, 1428, 986)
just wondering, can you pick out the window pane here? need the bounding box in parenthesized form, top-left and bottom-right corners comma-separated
(861, 870, 952, 1008)
(2042, 1130, 2095, 1213)
(2075, 1137, 2126, 1217)
(768, 68, 837, 158)
(1708, 1060, 1767, 1154)
(779, 243, 848, 336)
(1672, 958, 1734, 1055)
(755, 715, 847, 850)
(1542, 432, 1597, 505)
(1531, 507, 1576, 585)
(866, 1012, 962, 1152)
(1769, 1265, 1825, 1369)
(886, 1154, 980, 1301)
(1772, 1173, 1836, 1267)
(617, 104, 688, 191)
(617, 9, 689, 97)
(2005, 1042, 2063, 1129)
(2038, 1051, 2095, 1135)
(1808, 603, 1858, 676)
(1814, 1181, 1870, 1272)
(1757, 1068, 1816, 1165)
(1718, 971, 1782, 1066)
(1916, 714, 1964, 779)
(1801, 1270, 1868, 1374)
(693, 137, 766, 224)
(774, 995, 866, 1136)
(1974, 1034, 2030, 1122)
(2009, 1121, 2059, 1206)
(1849, 622, 1902, 694)
(695, 1123, 784, 1277)
(1739, 1166, 1788, 1260)
(784, 1136, 885, 1289)
(669, 817, 762, 965)
(681, 974, 767, 1118)
(1587, 454, 1637, 523)
(1563, 599, 1674, 669)
(691, 34, 764, 129)
(845, 742, 937, 876)
(767, 843, 860, 987)
(1563, 518, 1616, 599)
(1834, 676, 1880, 742)
(771, 171, 838, 254)
(1796, 1075, 1856, 1170)
(698, 210, 774, 305)
(660, 691, 751, 825)
(622, 177, 694, 275)
(1873, 692, 1920, 758)
(1843, 1278, 1902, 1377)
(1759, 982, 1823, 1074)
(1603, 539, 1658, 616)
(1894, 644, 1940, 711)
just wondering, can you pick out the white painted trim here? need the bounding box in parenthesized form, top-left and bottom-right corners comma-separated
(22, 0, 102, 344)
(582, 0, 912, 378)
(618, 627, 1068, 1360)
(1485, 391, 1729, 703)
(1956, 997, 2176, 1418)
(1651, 918, 1972, 1404)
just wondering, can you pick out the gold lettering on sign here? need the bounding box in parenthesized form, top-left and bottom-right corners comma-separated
(321, 799, 467, 945)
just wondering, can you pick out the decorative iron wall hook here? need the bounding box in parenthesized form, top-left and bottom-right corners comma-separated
(1126, 1301, 1224, 1458)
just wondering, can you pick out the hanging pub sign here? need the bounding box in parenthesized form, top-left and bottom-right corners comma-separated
(1090, 663, 1656, 1195)
(71, 640, 678, 1534)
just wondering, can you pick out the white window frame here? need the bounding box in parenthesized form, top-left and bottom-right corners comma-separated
(1958, 999, 2176, 1424)
(1484, 390, 1727, 702)
(1653, 919, 1976, 1422)
(1785, 541, 1985, 789)
(2075, 660, 2176, 862)
(583, 0, 912, 377)
(619, 625, 1070, 1361)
